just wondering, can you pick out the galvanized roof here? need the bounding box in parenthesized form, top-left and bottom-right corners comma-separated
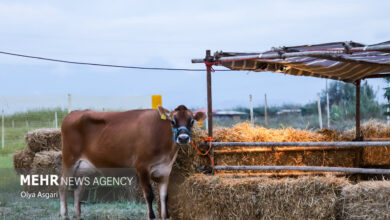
(210, 41, 390, 82)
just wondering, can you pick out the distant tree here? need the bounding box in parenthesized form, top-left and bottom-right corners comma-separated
(383, 78, 390, 118)
(320, 81, 381, 120)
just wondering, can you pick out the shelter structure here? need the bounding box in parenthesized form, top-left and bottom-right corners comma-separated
(192, 41, 390, 141)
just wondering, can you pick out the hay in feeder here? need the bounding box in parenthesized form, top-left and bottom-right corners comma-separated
(199, 123, 356, 174)
(25, 128, 62, 152)
(340, 120, 390, 165)
(170, 174, 349, 220)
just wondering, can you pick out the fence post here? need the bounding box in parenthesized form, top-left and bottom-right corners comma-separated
(12, 120, 14, 128)
(326, 80, 330, 128)
(54, 112, 58, 129)
(249, 94, 254, 127)
(68, 94, 72, 113)
(317, 95, 323, 129)
(264, 94, 268, 128)
(205, 50, 213, 138)
(1, 109, 4, 149)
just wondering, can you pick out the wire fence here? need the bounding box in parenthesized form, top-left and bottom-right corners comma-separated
(0, 94, 153, 154)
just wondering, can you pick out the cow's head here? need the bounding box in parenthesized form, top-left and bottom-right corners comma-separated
(158, 105, 207, 145)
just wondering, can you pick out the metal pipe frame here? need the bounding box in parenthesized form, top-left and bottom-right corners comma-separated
(213, 165, 390, 175)
(199, 141, 390, 147)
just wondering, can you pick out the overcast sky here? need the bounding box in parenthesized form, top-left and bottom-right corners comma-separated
(0, 0, 389, 110)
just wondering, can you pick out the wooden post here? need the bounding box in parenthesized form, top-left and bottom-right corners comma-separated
(68, 94, 72, 113)
(12, 120, 14, 128)
(206, 50, 213, 138)
(355, 80, 362, 140)
(264, 94, 268, 128)
(317, 95, 323, 129)
(249, 94, 254, 127)
(1, 109, 4, 149)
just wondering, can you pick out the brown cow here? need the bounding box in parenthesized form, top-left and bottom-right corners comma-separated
(59, 105, 206, 220)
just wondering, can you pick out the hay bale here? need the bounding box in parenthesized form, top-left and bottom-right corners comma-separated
(171, 174, 349, 220)
(13, 148, 35, 174)
(339, 181, 390, 220)
(25, 128, 61, 152)
(31, 150, 62, 169)
(341, 120, 390, 165)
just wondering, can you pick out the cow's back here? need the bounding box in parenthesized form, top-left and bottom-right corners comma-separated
(61, 109, 173, 169)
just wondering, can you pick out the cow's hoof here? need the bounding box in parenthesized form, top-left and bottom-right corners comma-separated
(73, 216, 83, 220)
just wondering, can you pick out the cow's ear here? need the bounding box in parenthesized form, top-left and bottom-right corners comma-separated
(157, 105, 171, 120)
(194, 112, 207, 121)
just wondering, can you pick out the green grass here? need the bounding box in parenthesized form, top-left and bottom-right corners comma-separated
(1, 108, 67, 155)
(0, 154, 13, 168)
(0, 168, 150, 220)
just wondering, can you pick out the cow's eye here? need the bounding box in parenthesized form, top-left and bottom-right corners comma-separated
(190, 119, 194, 126)
(171, 119, 176, 126)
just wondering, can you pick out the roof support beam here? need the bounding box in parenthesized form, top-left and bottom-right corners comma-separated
(363, 73, 390, 79)
(355, 80, 362, 141)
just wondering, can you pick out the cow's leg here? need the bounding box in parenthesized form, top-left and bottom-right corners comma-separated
(158, 176, 170, 219)
(73, 183, 84, 220)
(138, 169, 156, 220)
(59, 168, 71, 220)
(72, 159, 97, 220)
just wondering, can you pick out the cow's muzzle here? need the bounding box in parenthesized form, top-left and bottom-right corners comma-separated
(173, 126, 191, 145)
(177, 133, 190, 144)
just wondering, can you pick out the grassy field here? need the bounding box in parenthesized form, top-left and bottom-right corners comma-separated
(0, 161, 150, 220)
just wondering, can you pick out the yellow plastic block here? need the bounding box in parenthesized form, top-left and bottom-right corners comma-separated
(151, 95, 162, 109)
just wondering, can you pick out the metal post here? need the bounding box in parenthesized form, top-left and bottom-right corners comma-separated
(317, 95, 323, 129)
(1, 109, 4, 149)
(205, 50, 214, 174)
(264, 94, 268, 128)
(355, 80, 361, 140)
(249, 94, 254, 127)
(206, 50, 213, 138)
